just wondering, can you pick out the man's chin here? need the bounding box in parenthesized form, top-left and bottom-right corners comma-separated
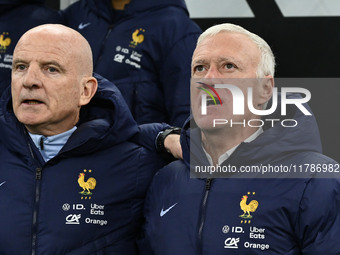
(196, 119, 224, 132)
(16, 114, 43, 128)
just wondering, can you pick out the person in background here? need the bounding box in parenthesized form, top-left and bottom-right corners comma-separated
(0, 0, 61, 96)
(139, 23, 340, 254)
(0, 24, 173, 254)
(61, 0, 202, 126)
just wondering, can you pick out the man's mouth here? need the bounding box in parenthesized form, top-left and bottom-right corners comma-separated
(23, 100, 43, 105)
(207, 97, 222, 106)
(196, 82, 223, 106)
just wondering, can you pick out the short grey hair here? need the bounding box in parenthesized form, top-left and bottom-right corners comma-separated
(197, 23, 275, 77)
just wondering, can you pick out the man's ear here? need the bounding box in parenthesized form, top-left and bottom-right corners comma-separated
(79, 76, 98, 107)
(258, 75, 274, 107)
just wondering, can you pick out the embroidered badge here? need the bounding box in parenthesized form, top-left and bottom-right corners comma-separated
(78, 169, 96, 199)
(239, 192, 259, 223)
(130, 28, 145, 48)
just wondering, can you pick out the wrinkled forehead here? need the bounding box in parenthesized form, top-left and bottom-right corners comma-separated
(15, 28, 74, 54)
(13, 31, 86, 73)
(192, 32, 260, 67)
(13, 25, 93, 75)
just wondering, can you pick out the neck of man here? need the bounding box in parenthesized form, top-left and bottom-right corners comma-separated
(201, 125, 260, 166)
(112, 0, 131, 10)
(25, 114, 80, 137)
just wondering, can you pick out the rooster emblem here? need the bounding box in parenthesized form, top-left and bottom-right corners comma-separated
(239, 195, 259, 219)
(0, 33, 11, 49)
(130, 28, 145, 47)
(78, 172, 96, 195)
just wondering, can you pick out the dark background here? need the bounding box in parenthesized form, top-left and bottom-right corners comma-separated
(46, 0, 340, 162)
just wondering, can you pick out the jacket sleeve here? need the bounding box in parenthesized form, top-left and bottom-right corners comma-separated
(131, 123, 171, 152)
(159, 32, 200, 127)
(298, 177, 340, 254)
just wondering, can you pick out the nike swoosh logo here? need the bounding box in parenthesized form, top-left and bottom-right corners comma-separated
(78, 22, 91, 30)
(160, 203, 178, 217)
(0, 181, 6, 187)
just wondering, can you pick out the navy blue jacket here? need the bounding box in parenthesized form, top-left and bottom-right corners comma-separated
(61, 0, 202, 126)
(0, 0, 62, 96)
(0, 74, 167, 254)
(140, 94, 340, 254)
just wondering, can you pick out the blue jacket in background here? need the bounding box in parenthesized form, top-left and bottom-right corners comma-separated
(0, 73, 167, 254)
(140, 94, 340, 254)
(0, 0, 62, 96)
(61, 0, 202, 126)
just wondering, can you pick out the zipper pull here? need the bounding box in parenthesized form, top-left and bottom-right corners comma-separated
(205, 178, 212, 190)
(36, 168, 42, 180)
(40, 137, 44, 151)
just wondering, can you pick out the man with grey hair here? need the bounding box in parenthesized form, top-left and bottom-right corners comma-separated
(139, 23, 340, 254)
(0, 24, 174, 254)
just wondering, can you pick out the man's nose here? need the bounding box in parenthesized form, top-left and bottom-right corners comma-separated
(22, 66, 42, 88)
(204, 66, 220, 79)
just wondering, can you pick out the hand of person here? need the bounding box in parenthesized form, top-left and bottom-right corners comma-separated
(164, 134, 183, 159)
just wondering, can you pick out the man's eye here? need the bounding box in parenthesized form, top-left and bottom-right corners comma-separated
(225, 63, 235, 69)
(47, 67, 58, 73)
(17, 65, 26, 71)
(195, 65, 205, 72)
